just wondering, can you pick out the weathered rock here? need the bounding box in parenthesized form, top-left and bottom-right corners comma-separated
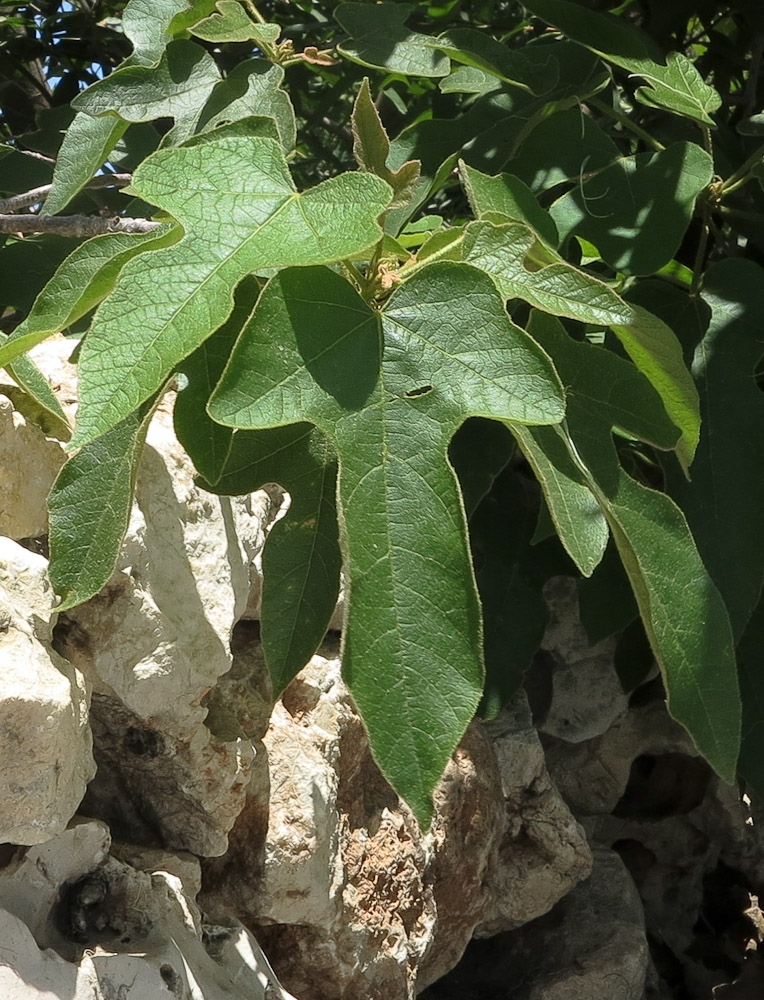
(0, 537, 94, 845)
(420, 848, 647, 1000)
(0, 818, 297, 1000)
(509, 847, 648, 1000)
(53, 400, 276, 856)
(529, 575, 628, 743)
(0, 395, 65, 539)
(544, 697, 699, 817)
(201, 654, 591, 1000)
(476, 694, 593, 937)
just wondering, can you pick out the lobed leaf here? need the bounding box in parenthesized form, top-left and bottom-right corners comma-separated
(0, 226, 179, 370)
(208, 262, 565, 825)
(49, 399, 158, 610)
(191, 0, 277, 42)
(199, 424, 342, 698)
(72, 39, 222, 142)
(351, 79, 420, 211)
(524, 0, 721, 125)
(71, 134, 392, 449)
(549, 142, 713, 276)
(42, 114, 127, 217)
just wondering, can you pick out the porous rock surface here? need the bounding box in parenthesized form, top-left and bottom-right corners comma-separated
(0, 818, 298, 1000)
(201, 654, 591, 1000)
(0, 536, 94, 845)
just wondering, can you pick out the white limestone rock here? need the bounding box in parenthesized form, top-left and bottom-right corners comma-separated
(0, 819, 297, 1000)
(0, 538, 94, 845)
(54, 399, 277, 856)
(201, 653, 592, 1000)
(0, 396, 65, 540)
(476, 693, 593, 937)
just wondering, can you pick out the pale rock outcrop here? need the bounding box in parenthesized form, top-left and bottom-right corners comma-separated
(0, 537, 94, 844)
(476, 694, 593, 938)
(485, 847, 648, 1000)
(201, 654, 591, 1000)
(53, 395, 277, 856)
(0, 395, 65, 539)
(531, 575, 628, 743)
(0, 818, 297, 1000)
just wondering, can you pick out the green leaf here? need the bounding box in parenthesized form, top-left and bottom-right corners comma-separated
(462, 221, 633, 325)
(439, 66, 500, 95)
(1, 349, 72, 442)
(335, 2, 450, 77)
(459, 220, 700, 466)
(208, 262, 565, 826)
(194, 60, 296, 152)
(524, 0, 721, 125)
(578, 539, 637, 644)
(199, 424, 342, 697)
(611, 303, 700, 472)
(174, 276, 259, 484)
(469, 467, 550, 717)
(72, 39, 221, 143)
(191, 0, 277, 42)
(459, 161, 559, 247)
(508, 106, 619, 194)
(122, 0, 214, 66)
(431, 27, 557, 95)
(661, 260, 764, 642)
(510, 421, 608, 576)
(49, 399, 158, 610)
(351, 78, 420, 211)
(633, 52, 722, 124)
(42, 114, 127, 217)
(549, 142, 714, 276)
(71, 134, 392, 449)
(527, 311, 740, 781)
(0, 226, 179, 370)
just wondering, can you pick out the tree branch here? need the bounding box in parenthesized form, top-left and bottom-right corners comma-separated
(0, 172, 133, 214)
(0, 214, 161, 237)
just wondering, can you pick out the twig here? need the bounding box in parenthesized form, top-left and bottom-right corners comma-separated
(18, 150, 55, 165)
(0, 173, 133, 214)
(0, 214, 161, 237)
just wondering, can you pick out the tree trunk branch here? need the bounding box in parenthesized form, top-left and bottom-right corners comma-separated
(0, 214, 161, 237)
(0, 173, 133, 214)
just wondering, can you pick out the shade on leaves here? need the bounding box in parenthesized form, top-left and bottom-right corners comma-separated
(522, 312, 740, 782)
(524, 0, 721, 125)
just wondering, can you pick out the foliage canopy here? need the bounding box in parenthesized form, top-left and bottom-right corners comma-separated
(2, 0, 764, 826)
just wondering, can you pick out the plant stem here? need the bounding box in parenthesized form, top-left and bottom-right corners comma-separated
(588, 96, 665, 151)
(243, 0, 266, 24)
(719, 141, 764, 195)
(0, 173, 132, 214)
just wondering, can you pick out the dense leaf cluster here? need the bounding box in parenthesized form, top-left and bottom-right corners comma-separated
(2, 0, 764, 825)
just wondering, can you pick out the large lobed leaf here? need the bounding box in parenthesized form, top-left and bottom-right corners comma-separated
(70, 134, 392, 449)
(208, 262, 565, 826)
